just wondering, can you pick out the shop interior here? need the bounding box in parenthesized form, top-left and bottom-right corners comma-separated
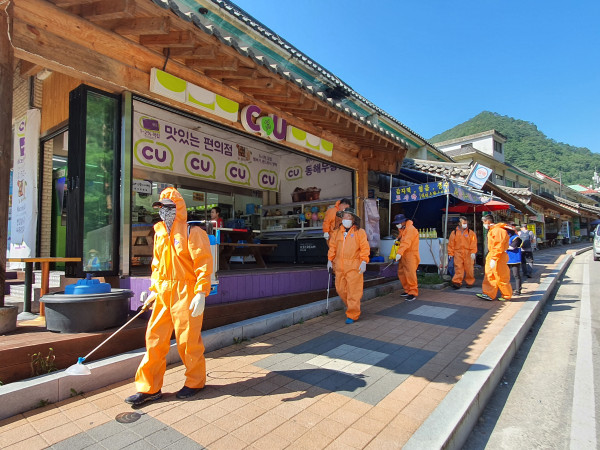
(130, 99, 354, 276)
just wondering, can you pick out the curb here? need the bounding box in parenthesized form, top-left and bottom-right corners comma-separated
(0, 279, 401, 420)
(404, 246, 592, 450)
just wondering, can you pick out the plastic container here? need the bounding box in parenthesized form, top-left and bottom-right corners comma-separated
(41, 275, 133, 333)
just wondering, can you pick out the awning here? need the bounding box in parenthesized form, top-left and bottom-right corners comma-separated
(446, 199, 510, 213)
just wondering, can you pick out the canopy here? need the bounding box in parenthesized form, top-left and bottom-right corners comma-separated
(446, 199, 510, 213)
(590, 219, 600, 226)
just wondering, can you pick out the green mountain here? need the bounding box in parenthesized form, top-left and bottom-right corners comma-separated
(430, 111, 600, 187)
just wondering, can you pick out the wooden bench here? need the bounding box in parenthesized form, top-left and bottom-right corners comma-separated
(218, 243, 277, 270)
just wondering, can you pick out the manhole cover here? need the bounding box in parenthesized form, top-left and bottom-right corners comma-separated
(115, 412, 142, 423)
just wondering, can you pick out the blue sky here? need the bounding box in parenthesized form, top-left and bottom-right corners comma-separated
(230, 0, 600, 153)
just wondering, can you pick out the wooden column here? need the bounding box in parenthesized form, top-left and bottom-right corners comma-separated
(0, 2, 14, 307)
(355, 157, 369, 220)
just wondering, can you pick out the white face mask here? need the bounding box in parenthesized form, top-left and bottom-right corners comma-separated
(396, 224, 404, 230)
(461, 223, 468, 229)
(483, 223, 490, 230)
(342, 219, 353, 229)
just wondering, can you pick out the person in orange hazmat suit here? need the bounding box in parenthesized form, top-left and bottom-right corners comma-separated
(390, 214, 420, 301)
(327, 208, 370, 324)
(322, 198, 351, 244)
(448, 216, 477, 289)
(125, 187, 213, 406)
(476, 213, 512, 301)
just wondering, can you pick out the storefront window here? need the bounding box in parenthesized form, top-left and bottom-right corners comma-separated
(82, 93, 118, 271)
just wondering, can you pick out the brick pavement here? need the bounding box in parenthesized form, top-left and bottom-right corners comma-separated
(0, 244, 586, 449)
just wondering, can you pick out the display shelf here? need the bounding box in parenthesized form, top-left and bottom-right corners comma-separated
(262, 215, 300, 220)
(260, 199, 334, 232)
(262, 198, 335, 210)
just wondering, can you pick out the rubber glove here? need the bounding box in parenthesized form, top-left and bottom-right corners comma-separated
(508, 246, 515, 251)
(189, 293, 206, 317)
(471, 253, 476, 261)
(323, 232, 329, 240)
(489, 259, 496, 269)
(141, 292, 157, 311)
(395, 254, 402, 261)
(327, 260, 333, 271)
(359, 261, 367, 274)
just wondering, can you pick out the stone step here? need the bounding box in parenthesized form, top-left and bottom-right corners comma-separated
(9, 284, 63, 303)
(4, 279, 24, 295)
(4, 295, 41, 314)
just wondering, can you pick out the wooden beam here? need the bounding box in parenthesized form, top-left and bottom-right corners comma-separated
(140, 31, 195, 48)
(20, 60, 43, 77)
(167, 45, 215, 59)
(185, 56, 238, 70)
(79, 0, 136, 20)
(203, 67, 256, 78)
(49, 0, 97, 6)
(12, 18, 149, 93)
(0, 1, 14, 307)
(92, 16, 171, 35)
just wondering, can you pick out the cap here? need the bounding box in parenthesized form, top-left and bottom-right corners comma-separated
(88, 249, 98, 254)
(337, 207, 360, 221)
(152, 198, 176, 208)
(481, 213, 495, 222)
(391, 214, 408, 225)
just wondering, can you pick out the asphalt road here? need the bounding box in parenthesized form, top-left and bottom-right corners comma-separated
(463, 250, 599, 449)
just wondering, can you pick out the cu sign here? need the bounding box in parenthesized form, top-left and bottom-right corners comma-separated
(225, 162, 251, 186)
(258, 169, 278, 191)
(134, 139, 174, 170)
(285, 166, 302, 181)
(240, 105, 287, 142)
(185, 152, 216, 179)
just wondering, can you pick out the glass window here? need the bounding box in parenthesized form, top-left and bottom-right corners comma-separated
(82, 93, 118, 271)
(66, 86, 120, 277)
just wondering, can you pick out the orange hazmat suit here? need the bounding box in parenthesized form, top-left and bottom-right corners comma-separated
(448, 226, 477, 287)
(482, 223, 512, 300)
(327, 225, 370, 321)
(323, 200, 344, 245)
(391, 220, 420, 296)
(135, 187, 213, 394)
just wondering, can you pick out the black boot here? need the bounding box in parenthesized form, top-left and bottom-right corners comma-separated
(124, 391, 162, 406)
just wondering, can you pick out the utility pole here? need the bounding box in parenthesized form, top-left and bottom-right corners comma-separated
(0, 1, 14, 307)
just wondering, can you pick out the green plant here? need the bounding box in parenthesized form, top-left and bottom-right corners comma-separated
(296, 318, 304, 324)
(70, 388, 84, 397)
(417, 273, 445, 285)
(37, 399, 51, 408)
(233, 337, 248, 345)
(30, 348, 58, 377)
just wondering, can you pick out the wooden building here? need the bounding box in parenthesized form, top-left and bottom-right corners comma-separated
(1, 0, 439, 321)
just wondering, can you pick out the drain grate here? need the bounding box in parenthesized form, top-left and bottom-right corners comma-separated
(115, 412, 142, 423)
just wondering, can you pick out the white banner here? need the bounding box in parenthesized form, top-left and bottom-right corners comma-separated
(133, 111, 280, 191)
(9, 109, 40, 266)
(279, 152, 352, 204)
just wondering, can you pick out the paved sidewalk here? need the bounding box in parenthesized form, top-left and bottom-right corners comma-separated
(0, 244, 589, 449)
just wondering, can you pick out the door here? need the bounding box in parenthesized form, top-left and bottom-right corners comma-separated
(66, 85, 121, 277)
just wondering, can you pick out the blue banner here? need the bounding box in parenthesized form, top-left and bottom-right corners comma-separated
(392, 181, 484, 204)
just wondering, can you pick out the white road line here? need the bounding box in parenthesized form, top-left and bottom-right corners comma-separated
(570, 257, 596, 449)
